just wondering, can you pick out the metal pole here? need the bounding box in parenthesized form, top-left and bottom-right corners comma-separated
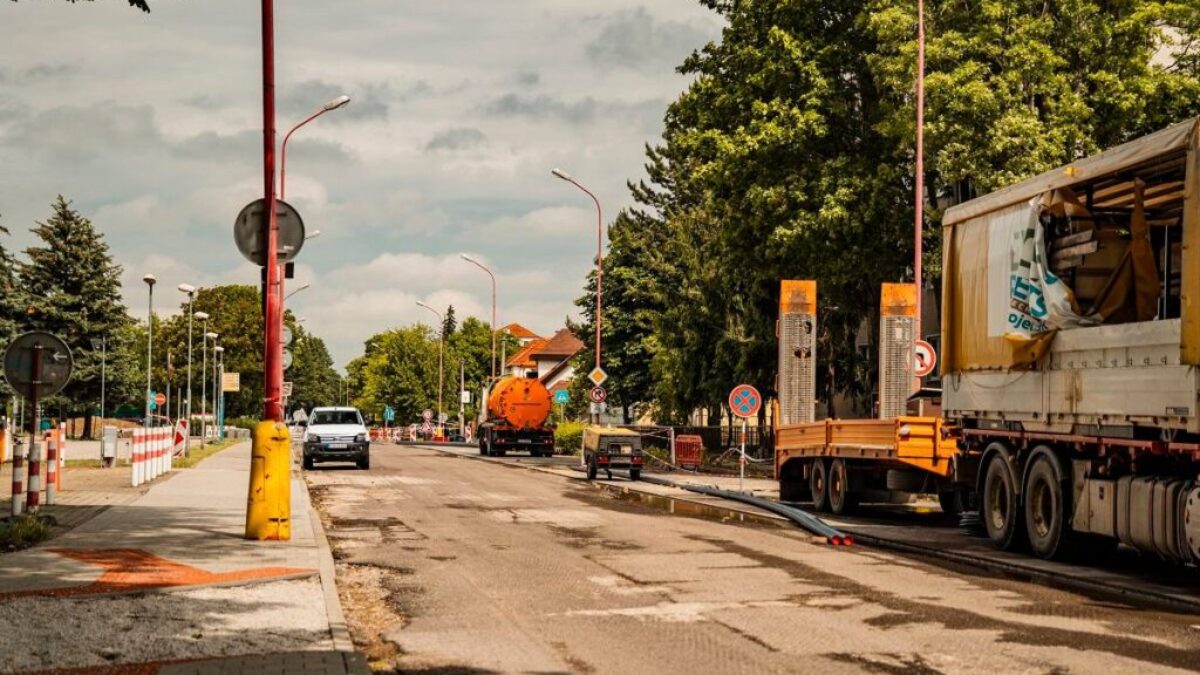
(914, 0, 925, 343)
(438, 328, 444, 436)
(145, 283, 154, 428)
(99, 338, 105, 433)
(261, 0, 283, 422)
(739, 419, 747, 494)
(201, 324, 208, 443)
(185, 297, 193, 454)
(459, 360, 465, 435)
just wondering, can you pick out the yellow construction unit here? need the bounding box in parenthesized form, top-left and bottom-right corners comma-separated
(775, 416, 958, 480)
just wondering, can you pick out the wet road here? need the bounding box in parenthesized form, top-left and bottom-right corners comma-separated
(308, 445, 1200, 674)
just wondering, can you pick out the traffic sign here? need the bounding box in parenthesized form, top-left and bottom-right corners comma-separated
(589, 402, 607, 415)
(233, 198, 306, 266)
(587, 367, 608, 387)
(914, 339, 937, 377)
(222, 372, 241, 392)
(589, 387, 607, 404)
(282, 325, 294, 346)
(3, 332, 73, 399)
(728, 384, 762, 419)
(422, 409, 433, 422)
(282, 381, 294, 398)
(554, 390, 570, 405)
(283, 348, 294, 370)
(154, 392, 166, 407)
(384, 406, 395, 423)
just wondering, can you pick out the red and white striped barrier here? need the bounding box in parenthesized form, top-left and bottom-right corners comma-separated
(11, 435, 24, 516)
(46, 431, 59, 506)
(131, 426, 172, 487)
(26, 435, 42, 511)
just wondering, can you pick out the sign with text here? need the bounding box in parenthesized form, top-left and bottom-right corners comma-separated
(221, 372, 241, 393)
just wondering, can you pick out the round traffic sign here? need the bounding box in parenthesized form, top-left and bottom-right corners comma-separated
(728, 384, 762, 419)
(233, 198, 306, 266)
(283, 348, 294, 371)
(3, 332, 73, 399)
(589, 387, 607, 403)
(282, 325, 294, 346)
(914, 339, 937, 377)
(154, 392, 166, 406)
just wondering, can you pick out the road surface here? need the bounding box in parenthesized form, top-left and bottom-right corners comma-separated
(308, 445, 1200, 674)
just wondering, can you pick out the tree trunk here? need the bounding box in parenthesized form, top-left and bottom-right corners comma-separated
(84, 409, 93, 440)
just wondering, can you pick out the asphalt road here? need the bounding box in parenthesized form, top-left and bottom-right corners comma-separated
(308, 445, 1200, 675)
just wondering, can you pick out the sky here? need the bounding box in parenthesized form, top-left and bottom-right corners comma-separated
(0, 0, 724, 369)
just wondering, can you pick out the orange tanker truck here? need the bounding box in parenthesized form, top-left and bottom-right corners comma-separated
(478, 374, 556, 457)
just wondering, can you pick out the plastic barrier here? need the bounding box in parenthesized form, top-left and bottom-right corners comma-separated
(674, 434, 704, 470)
(46, 431, 59, 505)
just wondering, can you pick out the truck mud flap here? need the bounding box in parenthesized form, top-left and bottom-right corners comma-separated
(1185, 486, 1200, 564)
(1116, 476, 1134, 547)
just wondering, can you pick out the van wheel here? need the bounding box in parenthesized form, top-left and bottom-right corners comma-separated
(629, 469, 641, 481)
(983, 452, 1026, 551)
(302, 456, 314, 471)
(1024, 452, 1076, 560)
(828, 459, 859, 515)
(810, 459, 831, 513)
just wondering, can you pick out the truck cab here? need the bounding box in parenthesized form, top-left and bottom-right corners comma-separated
(582, 426, 644, 481)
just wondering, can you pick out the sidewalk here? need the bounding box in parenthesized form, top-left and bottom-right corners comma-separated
(0, 441, 365, 674)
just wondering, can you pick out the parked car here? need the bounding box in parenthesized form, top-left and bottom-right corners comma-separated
(302, 406, 370, 470)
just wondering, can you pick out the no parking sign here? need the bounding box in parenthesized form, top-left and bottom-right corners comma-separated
(728, 384, 762, 419)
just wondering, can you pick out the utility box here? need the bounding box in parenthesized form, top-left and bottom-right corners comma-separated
(878, 283, 917, 419)
(101, 425, 118, 467)
(778, 280, 817, 425)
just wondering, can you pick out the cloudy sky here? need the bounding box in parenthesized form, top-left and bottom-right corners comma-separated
(0, 1, 723, 368)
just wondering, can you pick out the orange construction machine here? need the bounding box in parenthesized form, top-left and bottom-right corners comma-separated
(478, 374, 555, 457)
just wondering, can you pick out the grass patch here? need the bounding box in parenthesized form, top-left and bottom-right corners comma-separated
(0, 514, 53, 553)
(64, 459, 103, 469)
(174, 437, 242, 469)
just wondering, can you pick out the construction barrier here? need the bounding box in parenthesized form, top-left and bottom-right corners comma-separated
(11, 435, 23, 516)
(45, 431, 59, 506)
(131, 426, 172, 488)
(674, 434, 704, 470)
(245, 421, 291, 541)
(26, 433, 42, 512)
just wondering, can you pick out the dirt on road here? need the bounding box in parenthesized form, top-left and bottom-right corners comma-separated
(307, 446, 1200, 675)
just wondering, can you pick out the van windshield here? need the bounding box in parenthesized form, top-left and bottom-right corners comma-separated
(310, 410, 362, 426)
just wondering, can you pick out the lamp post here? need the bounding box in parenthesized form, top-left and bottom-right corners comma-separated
(551, 168, 604, 422)
(89, 337, 106, 435)
(416, 301, 445, 436)
(460, 254, 497, 380)
(914, 0, 926, 345)
(143, 274, 156, 428)
(214, 345, 225, 440)
(192, 312, 209, 447)
(178, 285, 196, 453)
(202, 331, 218, 444)
(284, 282, 311, 302)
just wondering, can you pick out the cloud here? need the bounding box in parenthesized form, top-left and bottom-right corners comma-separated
(173, 129, 355, 166)
(425, 127, 487, 152)
(0, 63, 78, 84)
(586, 7, 715, 71)
(0, 102, 162, 156)
(278, 80, 394, 123)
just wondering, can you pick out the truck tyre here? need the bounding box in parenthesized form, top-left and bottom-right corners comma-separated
(1024, 452, 1076, 560)
(778, 460, 811, 503)
(479, 439, 487, 455)
(983, 452, 1027, 551)
(810, 459, 831, 513)
(586, 459, 597, 480)
(828, 459, 859, 515)
(629, 468, 641, 481)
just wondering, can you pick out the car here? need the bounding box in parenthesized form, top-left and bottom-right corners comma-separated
(302, 406, 370, 470)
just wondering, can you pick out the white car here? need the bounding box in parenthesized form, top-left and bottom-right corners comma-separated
(302, 406, 370, 470)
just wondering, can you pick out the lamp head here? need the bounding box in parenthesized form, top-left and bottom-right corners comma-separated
(194, 311, 209, 320)
(205, 332, 218, 340)
(142, 273, 157, 286)
(177, 283, 196, 294)
(323, 95, 352, 111)
(460, 253, 475, 263)
(551, 168, 572, 182)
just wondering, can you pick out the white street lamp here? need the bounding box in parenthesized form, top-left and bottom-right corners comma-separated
(202, 331, 218, 444)
(142, 274, 156, 428)
(178, 285, 197, 455)
(284, 282, 311, 301)
(416, 301, 445, 435)
(461, 253, 498, 380)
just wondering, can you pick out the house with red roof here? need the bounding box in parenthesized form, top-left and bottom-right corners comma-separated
(504, 326, 584, 392)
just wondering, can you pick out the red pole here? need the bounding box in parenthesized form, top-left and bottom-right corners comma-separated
(914, 0, 925, 343)
(262, 0, 282, 422)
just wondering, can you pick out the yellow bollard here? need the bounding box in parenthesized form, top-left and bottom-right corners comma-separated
(245, 420, 291, 540)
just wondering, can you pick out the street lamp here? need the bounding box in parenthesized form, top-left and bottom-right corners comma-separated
(202, 331, 218, 444)
(178, 285, 197, 454)
(914, 0, 926, 345)
(89, 337, 106, 434)
(142, 274, 156, 428)
(416, 301, 445, 436)
(213, 345, 225, 440)
(284, 282, 311, 301)
(281, 95, 351, 202)
(460, 253, 497, 380)
(551, 168, 605, 421)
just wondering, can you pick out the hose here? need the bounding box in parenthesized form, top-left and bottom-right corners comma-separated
(641, 476, 852, 546)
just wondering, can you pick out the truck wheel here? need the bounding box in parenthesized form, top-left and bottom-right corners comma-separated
(1024, 452, 1076, 560)
(629, 469, 641, 481)
(586, 460, 597, 480)
(828, 459, 859, 515)
(938, 490, 966, 517)
(479, 440, 487, 455)
(810, 459, 831, 513)
(983, 452, 1027, 551)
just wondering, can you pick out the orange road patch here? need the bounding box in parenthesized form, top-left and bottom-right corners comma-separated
(0, 548, 314, 600)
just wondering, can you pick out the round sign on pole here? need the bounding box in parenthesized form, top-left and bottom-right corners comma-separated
(281, 325, 294, 346)
(283, 348, 294, 371)
(914, 339, 937, 378)
(3, 332, 73, 399)
(234, 198, 306, 266)
(728, 384, 762, 419)
(589, 387, 607, 404)
(154, 392, 167, 407)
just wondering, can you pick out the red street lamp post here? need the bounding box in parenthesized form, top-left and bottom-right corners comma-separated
(551, 168, 604, 421)
(260, 0, 282, 422)
(914, 0, 926, 343)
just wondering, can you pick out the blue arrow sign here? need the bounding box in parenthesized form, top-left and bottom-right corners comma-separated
(554, 390, 570, 405)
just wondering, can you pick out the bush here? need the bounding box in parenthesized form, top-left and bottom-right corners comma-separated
(0, 514, 53, 552)
(554, 421, 587, 455)
(225, 416, 260, 431)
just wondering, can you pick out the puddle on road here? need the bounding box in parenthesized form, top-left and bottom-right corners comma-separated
(566, 482, 786, 530)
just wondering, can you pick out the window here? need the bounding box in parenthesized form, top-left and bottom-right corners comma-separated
(311, 410, 362, 426)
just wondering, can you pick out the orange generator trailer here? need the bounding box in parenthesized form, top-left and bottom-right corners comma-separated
(777, 119, 1200, 565)
(478, 374, 555, 457)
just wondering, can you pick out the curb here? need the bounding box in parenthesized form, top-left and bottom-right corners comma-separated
(296, 462, 368, 674)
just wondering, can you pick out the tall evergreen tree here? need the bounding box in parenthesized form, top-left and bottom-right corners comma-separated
(0, 221, 24, 400)
(20, 197, 133, 435)
(442, 305, 458, 337)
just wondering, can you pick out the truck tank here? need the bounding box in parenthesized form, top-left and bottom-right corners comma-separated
(486, 376, 552, 429)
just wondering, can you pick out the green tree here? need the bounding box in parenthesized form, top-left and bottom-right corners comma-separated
(442, 305, 457, 337)
(20, 197, 135, 435)
(0, 221, 22, 399)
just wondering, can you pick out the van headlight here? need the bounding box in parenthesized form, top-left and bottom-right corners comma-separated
(355, 433, 367, 443)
